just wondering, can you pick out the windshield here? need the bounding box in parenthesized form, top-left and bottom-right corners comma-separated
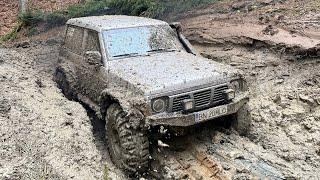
(102, 25, 184, 59)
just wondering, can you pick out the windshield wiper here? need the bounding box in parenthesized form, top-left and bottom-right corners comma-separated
(147, 48, 176, 53)
(113, 53, 139, 58)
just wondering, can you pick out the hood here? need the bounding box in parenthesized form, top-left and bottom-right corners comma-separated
(108, 51, 239, 97)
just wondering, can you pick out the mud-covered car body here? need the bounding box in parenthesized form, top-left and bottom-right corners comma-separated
(58, 15, 248, 129)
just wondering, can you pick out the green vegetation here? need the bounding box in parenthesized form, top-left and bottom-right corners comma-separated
(1, 0, 220, 43)
(18, 0, 110, 27)
(0, 22, 22, 44)
(17, 0, 220, 26)
(108, 0, 158, 16)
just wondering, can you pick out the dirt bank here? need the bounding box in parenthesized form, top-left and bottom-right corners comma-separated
(0, 40, 125, 179)
(0, 0, 82, 36)
(153, 0, 320, 178)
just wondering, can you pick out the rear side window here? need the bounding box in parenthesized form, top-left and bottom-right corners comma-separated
(65, 26, 84, 55)
(85, 30, 101, 52)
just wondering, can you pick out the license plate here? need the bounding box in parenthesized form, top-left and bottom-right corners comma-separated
(195, 105, 229, 122)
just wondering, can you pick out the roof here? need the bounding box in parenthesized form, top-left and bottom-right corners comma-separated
(66, 15, 168, 32)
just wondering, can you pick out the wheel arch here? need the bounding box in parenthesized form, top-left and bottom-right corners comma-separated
(99, 89, 148, 130)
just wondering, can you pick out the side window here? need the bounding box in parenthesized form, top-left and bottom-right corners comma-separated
(65, 26, 84, 55)
(85, 30, 101, 52)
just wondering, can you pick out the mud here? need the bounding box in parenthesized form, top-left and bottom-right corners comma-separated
(179, 0, 320, 58)
(153, 45, 320, 179)
(1, 0, 320, 179)
(150, 0, 320, 178)
(0, 42, 124, 179)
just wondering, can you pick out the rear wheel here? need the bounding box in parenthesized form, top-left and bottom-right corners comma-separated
(106, 104, 150, 175)
(55, 68, 76, 100)
(232, 103, 251, 136)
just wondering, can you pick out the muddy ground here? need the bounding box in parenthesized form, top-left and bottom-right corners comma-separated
(0, 39, 126, 179)
(1, 0, 320, 179)
(155, 0, 320, 179)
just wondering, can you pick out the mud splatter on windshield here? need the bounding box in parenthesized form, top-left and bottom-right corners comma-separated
(102, 25, 183, 59)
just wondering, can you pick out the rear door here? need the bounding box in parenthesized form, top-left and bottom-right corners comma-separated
(78, 29, 108, 105)
(59, 25, 85, 94)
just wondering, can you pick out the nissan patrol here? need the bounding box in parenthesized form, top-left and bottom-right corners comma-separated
(55, 15, 250, 175)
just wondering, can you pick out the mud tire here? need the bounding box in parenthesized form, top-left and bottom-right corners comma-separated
(233, 103, 251, 136)
(55, 68, 76, 100)
(106, 104, 150, 175)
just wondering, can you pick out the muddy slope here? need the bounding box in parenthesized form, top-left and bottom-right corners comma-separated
(0, 41, 124, 179)
(153, 0, 320, 178)
(150, 44, 319, 179)
(179, 0, 320, 58)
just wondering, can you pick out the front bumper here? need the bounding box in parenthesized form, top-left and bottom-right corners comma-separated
(146, 92, 249, 127)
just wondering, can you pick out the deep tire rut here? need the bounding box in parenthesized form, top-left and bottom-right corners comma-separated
(154, 128, 288, 180)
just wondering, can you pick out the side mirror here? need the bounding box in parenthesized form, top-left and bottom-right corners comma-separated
(85, 51, 102, 67)
(169, 22, 182, 33)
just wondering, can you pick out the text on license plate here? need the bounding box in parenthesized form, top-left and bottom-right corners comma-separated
(195, 105, 229, 122)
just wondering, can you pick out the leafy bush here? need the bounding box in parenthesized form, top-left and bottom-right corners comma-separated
(66, 0, 109, 18)
(107, 0, 157, 16)
(19, 11, 45, 26)
(46, 12, 67, 27)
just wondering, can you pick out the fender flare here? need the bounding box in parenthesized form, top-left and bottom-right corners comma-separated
(99, 89, 148, 130)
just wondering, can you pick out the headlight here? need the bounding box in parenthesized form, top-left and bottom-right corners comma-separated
(152, 97, 168, 113)
(229, 79, 247, 92)
(230, 80, 241, 92)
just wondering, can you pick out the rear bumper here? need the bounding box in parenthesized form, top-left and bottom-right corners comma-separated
(146, 92, 249, 127)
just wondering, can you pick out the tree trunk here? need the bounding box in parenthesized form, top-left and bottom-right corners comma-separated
(19, 0, 28, 14)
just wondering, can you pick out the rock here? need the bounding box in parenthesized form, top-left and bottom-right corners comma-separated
(262, 25, 279, 36)
(273, 95, 290, 108)
(275, 79, 284, 84)
(255, 63, 267, 68)
(259, 0, 274, 5)
(258, 15, 271, 24)
(282, 102, 305, 117)
(231, 1, 249, 10)
(316, 98, 320, 105)
(35, 79, 45, 88)
(299, 94, 315, 106)
(15, 41, 30, 48)
(0, 97, 11, 115)
(269, 60, 280, 66)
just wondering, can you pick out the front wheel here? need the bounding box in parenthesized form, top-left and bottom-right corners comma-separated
(106, 104, 150, 175)
(232, 103, 251, 136)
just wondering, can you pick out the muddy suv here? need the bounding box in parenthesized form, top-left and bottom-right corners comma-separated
(55, 15, 250, 174)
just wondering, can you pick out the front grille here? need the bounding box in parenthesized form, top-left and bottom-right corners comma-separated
(172, 95, 190, 112)
(212, 86, 228, 103)
(194, 89, 211, 106)
(170, 85, 228, 112)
